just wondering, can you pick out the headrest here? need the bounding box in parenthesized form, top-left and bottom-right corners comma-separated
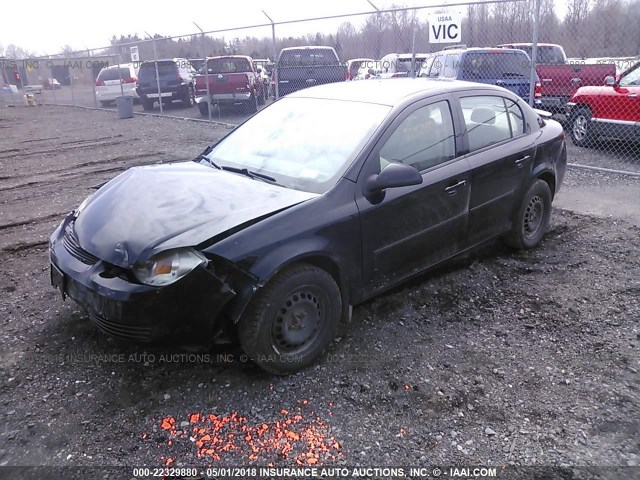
(470, 108, 496, 125)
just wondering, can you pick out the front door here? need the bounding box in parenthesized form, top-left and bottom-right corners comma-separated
(356, 97, 471, 293)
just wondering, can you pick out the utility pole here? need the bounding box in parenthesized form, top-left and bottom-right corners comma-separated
(263, 10, 278, 100)
(145, 31, 163, 114)
(194, 22, 212, 122)
(529, 0, 541, 107)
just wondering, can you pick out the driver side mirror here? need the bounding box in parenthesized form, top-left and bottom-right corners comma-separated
(604, 75, 616, 86)
(364, 162, 423, 196)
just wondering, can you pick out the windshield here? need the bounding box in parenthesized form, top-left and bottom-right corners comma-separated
(203, 97, 391, 194)
(460, 52, 531, 80)
(620, 64, 640, 86)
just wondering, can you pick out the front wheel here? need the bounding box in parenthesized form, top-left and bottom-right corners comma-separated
(570, 107, 594, 147)
(238, 264, 342, 375)
(504, 179, 552, 250)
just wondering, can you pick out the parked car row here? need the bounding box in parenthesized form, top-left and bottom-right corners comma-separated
(94, 45, 638, 147)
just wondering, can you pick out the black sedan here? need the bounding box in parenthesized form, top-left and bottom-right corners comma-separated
(49, 79, 567, 374)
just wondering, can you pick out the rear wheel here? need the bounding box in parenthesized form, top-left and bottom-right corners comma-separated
(570, 107, 594, 147)
(197, 102, 209, 116)
(242, 92, 258, 114)
(99, 101, 112, 108)
(238, 264, 341, 375)
(257, 85, 266, 106)
(504, 179, 552, 250)
(182, 86, 194, 107)
(141, 98, 154, 111)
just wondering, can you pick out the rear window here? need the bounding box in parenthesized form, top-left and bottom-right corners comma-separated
(279, 49, 339, 66)
(460, 52, 530, 80)
(515, 46, 564, 64)
(97, 67, 131, 81)
(207, 58, 252, 73)
(139, 61, 178, 77)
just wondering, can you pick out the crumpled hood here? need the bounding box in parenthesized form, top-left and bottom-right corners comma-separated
(74, 162, 317, 267)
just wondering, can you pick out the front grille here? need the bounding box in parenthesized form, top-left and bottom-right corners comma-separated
(89, 312, 153, 342)
(63, 226, 99, 265)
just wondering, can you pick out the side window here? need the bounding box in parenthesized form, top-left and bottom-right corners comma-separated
(430, 55, 444, 77)
(419, 57, 435, 77)
(506, 99, 525, 135)
(443, 54, 459, 78)
(461, 96, 512, 152)
(379, 100, 456, 172)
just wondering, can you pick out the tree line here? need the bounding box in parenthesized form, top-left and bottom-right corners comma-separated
(2, 0, 638, 62)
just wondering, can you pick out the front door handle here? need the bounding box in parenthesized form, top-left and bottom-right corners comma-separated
(515, 155, 530, 167)
(628, 93, 638, 98)
(444, 180, 467, 195)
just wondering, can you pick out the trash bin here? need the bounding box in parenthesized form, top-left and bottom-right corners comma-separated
(115, 95, 134, 119)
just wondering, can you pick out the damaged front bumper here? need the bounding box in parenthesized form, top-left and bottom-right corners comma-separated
(49, 216, 237, 344)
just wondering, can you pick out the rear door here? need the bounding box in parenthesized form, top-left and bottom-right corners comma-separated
(455, 93, 536, 245)
(356, 95, 471, 292)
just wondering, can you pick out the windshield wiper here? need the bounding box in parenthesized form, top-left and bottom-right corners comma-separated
(220, 165, 277, 183)
(194, 145, 221, 169)
(502, 72, 526, 77)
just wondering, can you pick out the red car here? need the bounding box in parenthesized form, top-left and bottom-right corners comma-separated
(194, 55, 266, 116)
(566, 61, 640, 146)
(498, 43, 616, 112)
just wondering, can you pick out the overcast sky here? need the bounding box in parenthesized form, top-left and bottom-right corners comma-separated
(2, 0, 567, 56)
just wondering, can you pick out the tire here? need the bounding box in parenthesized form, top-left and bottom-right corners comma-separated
(257, 85, 266, 106)
(197, 102, 209, 117)
(504, 179, 553, 250)
(569, 107, 594, 147)
(238, 264, 342, 375)
(182, 86, 194, 107)
(242, 92, 258, 114)
(141, 98, 154, 111)
(99, 101, 111, 108)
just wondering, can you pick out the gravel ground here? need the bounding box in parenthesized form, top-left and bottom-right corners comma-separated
(0, 105, 638, 477)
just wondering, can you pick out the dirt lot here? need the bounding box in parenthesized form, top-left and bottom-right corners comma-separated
(0, 105, 639, 476)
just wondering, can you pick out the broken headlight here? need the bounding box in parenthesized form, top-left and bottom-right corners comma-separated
(133, 249, 207, 286)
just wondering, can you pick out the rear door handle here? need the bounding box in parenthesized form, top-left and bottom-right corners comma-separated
(444, 180, 467, 195)
(515, 155, 530, 167)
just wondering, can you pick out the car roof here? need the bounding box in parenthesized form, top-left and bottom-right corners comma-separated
(290, 78, 510, 106)
(397, 53, 429, 59)
(498, 42, 559, 47)
(280, 46, 334, 51)
(437, 47, 528, 54)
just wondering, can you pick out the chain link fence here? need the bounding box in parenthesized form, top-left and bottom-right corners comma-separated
(1, 0, 639, 171)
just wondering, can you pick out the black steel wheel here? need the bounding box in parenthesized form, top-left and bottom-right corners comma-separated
(238, 264, 341, 375)
(504, 179, 552, 250)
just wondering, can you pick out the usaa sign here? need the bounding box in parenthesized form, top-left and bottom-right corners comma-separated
(428, 13, 462, 44)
